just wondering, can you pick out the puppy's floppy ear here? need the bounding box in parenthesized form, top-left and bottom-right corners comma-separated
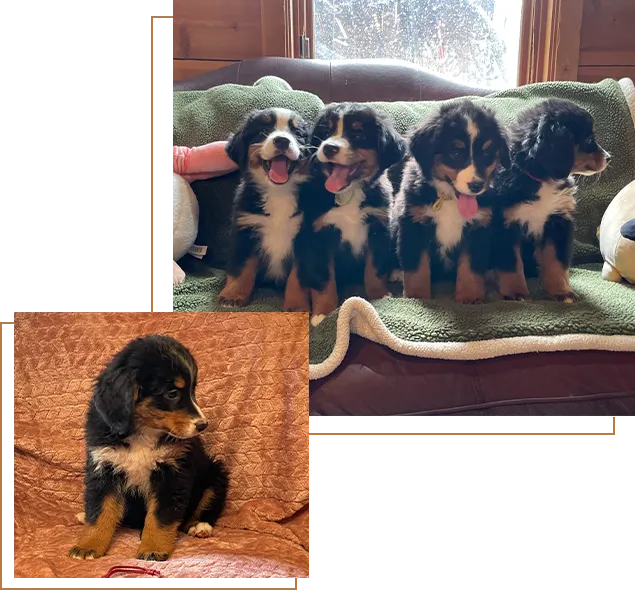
(409, 115, 441, 179)
(226, 110, 261, 169)
(310, 111, 332, 148)
(225, 127, 249, 169)
(293, 116, 311, 145)
(498, 129, 511, 169)
(93, 362, 137, 437)
(527, 115, 574, 179)
(377, 118, 408, 171)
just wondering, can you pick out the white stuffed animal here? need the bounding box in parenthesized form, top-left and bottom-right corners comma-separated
(599, 179, 635, 284)
(173, 173, 199, 285)
(172, 142, 238, 285)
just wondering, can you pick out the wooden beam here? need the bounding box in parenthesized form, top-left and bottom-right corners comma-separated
(518, 0, 583, 85)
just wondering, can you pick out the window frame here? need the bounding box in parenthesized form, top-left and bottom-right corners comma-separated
(295, 0, 582, 86)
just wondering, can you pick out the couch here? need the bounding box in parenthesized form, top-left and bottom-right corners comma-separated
(175, 57, 635, 416)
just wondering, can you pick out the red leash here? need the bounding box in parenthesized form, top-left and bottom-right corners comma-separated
(102, 565, 162, 578)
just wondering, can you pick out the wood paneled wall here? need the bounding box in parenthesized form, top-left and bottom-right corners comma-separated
(577, 0, 635, 82)
(173, 0, 293, 81)
(173, 0, 635, 84)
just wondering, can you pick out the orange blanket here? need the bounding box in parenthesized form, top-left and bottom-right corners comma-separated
(14, 312, 308, 578)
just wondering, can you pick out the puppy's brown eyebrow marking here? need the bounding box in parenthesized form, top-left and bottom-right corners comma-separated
(174, 376, 186, 389)
(453, 140, 466, 148)
(482, 140, 493, 150)
(351, 121, 364, 131)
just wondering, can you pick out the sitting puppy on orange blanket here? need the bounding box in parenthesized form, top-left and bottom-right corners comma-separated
(68, 335, 228, 561)
(291, 103, 407, 323)
(393, 100, 509, 303)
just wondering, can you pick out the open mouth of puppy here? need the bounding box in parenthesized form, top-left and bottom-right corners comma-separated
(262, 155, 297, 184)
(446, 178, 481, 220)
(324, 162, 364, 193)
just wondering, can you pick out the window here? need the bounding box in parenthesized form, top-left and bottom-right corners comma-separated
(313, 0, 524, 88)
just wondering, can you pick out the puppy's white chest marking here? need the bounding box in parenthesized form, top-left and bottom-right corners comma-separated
(91, 433, 176, 494)
(415, 191, 491, 261)
(321, 187, 369, 256)
(237, 184, 302, 279)
(506, 179, 577, 237)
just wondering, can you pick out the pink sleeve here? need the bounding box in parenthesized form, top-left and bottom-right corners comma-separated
(173, 141, 238, 182)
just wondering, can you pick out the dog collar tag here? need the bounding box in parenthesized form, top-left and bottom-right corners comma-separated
(432, 196, 444, 212)
(335, 192, 354, 206)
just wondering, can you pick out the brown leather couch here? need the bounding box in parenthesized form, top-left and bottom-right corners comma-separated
(175, 57, 635, 416)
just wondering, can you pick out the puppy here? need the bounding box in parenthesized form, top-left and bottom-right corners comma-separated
(394, 100, 509, 303)
(293, 103, 407, 322)
(491, 99, 609, 301)
(218, 108, 311, 308)
(68, 335, 228, 562)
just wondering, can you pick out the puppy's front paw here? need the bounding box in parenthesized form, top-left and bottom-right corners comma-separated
(455, 295, 484, 305)
(552, 291, 578, 304)
(68, 545, 103, 560)
(188, 521, 213, 538)
(366, 284, 390, 301)
(502, 294, 528, 302)
(217, 294, 250, 308)
(455, 282, 485, 305)
(283, 291, 311, 312)
(311, 314, 326, 327)
(136, 551, 169, 561)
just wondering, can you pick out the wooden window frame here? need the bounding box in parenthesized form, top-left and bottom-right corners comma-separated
(297, 0, 582, 85)
(517, 0, 583, 84)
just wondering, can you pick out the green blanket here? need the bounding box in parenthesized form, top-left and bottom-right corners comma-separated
(173, 76, 635, 372)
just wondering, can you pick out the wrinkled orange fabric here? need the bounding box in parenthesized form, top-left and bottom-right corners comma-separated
(14, 312, 309, 578)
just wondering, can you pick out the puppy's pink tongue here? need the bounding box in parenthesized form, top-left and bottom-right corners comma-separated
(457, 194, 479, 219)
(268, 156, 289, 184)
(325, 164, 350, 193)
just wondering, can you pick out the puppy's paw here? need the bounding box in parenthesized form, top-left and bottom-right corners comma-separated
(188, 522, 213, 538)
(173, 261, 186, 286)
(284, 303, 311, 312)
(455, 295, 484, 305)
(283, 292, 311, 313)
(366, 285, 390, 301)
(68, 545, 103, 560)
(389, 270, 404, 283)
(404, 289, 431, 301)
(502, 293, 529, 302)
(311, 314, 326, 327)
(218, 280, 252, 308)
(217, 294, 250, 308)
(552, 291, 578, 304)
(136, 551, 169, 562)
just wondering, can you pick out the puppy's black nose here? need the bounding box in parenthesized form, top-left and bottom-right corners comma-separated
(322, 143, 340, 158)
(195, 420, 208, 432)
(273, 136, 290, 151)
(468, 180, 485, 193)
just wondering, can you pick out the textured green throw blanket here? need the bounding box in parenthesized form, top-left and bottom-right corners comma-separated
(173, 76, 635, 374)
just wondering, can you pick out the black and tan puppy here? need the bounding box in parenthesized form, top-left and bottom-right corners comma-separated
(68, 335, 228, 562)
(394, 100, 509, 303)
(491, 99, 609, 302)
(218, 108, 311, 308)
(292, 103, 407, 323)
